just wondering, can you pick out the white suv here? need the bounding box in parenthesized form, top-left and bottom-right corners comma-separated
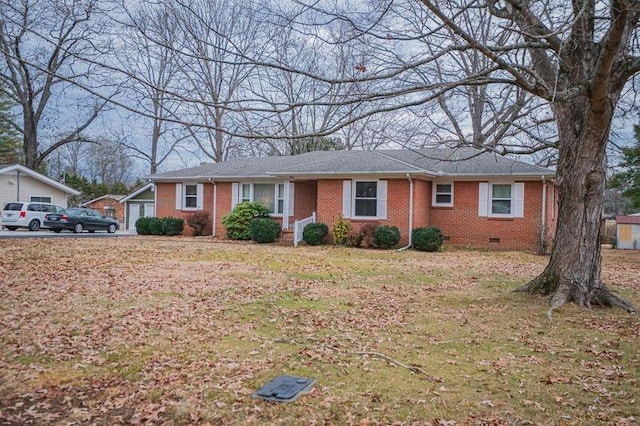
(1, 201, 65, 231)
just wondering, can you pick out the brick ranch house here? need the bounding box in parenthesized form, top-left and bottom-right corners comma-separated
(147, 148, 558, 252)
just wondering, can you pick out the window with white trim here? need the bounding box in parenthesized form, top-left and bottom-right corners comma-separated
(277, 184, 285, 215)
(432, 182, 453, 206)
(184, 184, 198, 208)
(478, 182, 524, 218)
(237, 183, 285, 215)
(30, 196, 52, 203)
(491, 184, 512, 215)
(241, 184, 251, 202)
(354, 181, 377, 217)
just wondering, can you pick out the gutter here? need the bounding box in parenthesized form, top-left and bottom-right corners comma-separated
(397, 173, 414, 252)
(540, 176, 547, 253)
(209, 178, 217, 237)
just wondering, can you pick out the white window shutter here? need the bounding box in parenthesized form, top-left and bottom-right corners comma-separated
(288, 182, 295, 216)
(377, 180, 387, 219)
(478, 182, 488, 217)
(196, 183, 204, 210)
(342, 180, 352, 218)
(175, 183, 183, 210)
(514, 182, 525, 217)
(231, 182, 239, 208)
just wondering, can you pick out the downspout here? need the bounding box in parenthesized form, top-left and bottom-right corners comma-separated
(540, 176, 547, 254)
(16, 170, 20, 201)
(397, 173, 414, 252)
(210, 178, 217, 237)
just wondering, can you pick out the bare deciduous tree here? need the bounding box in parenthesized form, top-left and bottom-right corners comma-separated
(0, 0, 112, 170)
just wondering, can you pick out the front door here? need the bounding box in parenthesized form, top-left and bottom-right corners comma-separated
(129, 204, 141, 233)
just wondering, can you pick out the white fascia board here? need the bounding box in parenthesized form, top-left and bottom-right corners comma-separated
(0, 164, 81, 195)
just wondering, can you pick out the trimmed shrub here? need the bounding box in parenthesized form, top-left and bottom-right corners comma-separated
(222, 202, 271, 240)
(249, 218, 281, 243)
(149, 218, 164, 235)
(332, 215, 351, 245)
(302, 222, 328, 246)
(359, 223, 377, 248)
(135, 217, 153, 235)
(373, 225, 401, 249)
(186, 211, 210, 236)
(412, 227, 443, 252)
(135, 217, 184, 236)
(161, 217, 185, 236)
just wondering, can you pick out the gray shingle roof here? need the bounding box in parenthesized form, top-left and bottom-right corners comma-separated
(148, 148, 554, 181)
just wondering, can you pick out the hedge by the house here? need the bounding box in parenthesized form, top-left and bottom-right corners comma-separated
(302, 222, 328, 245)
(412, 227, 443, 252)
(222, 202, 271, 240)
(249, 218, 281, 243)
(373, 225, 401, 249)
(135, 217, 184, 236)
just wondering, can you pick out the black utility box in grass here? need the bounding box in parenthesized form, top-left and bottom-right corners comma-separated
(252, 376, 315, 403)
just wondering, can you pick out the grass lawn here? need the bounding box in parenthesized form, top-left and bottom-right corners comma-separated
(0, 237, 638, 425)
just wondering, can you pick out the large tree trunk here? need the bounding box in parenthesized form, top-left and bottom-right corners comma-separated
(23, 110, 39, 170)
(517, 100, 636, 316)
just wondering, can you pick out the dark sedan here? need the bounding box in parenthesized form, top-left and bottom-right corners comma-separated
(45, 208, 119, 234)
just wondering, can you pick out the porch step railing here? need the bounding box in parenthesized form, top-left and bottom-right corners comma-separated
(293, 212, 316, 247)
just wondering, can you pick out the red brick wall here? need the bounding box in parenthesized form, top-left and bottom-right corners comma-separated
(292, 181, 317, 222)
(429, 180, 546, 251)
(317, 179, 414, 246)
(85, 198, 125, 223)
(155, 182, 214, 236)
(413, 179, 430, 229)
(214, 182, 233, 237)
(156, 178, 557, 251)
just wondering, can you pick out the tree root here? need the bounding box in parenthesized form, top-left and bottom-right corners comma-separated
(352, 351, 442, 383)
(321, 345, 441, 382)
(593, 287, 637, 313)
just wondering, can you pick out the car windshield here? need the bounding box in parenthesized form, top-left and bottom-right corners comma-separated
(3, 203, 23, 211)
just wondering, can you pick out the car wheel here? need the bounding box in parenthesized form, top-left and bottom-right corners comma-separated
(28, 219, 41, 231)
(107, 224, 117, 234)
(6, 227, 17, 231)
(73, 223, 84, 233)
(53, 228, 62, 233)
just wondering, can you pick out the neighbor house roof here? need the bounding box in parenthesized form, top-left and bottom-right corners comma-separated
(81, 194, 126, 206)
(120, 183, 154, 203)
(617, 215, 640, 225)
(0, 164, 81, 195)
(147, 148, 555, 181)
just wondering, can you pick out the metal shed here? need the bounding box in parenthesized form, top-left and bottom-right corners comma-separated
(616, 215, 640, 249)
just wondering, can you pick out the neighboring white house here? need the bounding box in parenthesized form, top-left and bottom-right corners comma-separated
(0, 164, 81, 208)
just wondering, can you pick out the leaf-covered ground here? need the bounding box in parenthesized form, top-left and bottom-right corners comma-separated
(0, 237, 638, 425)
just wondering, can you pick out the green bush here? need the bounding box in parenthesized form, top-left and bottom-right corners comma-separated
(149, 218, 164, 235)
(135, 217, 184, 236)
(161, 217, 185, 236)
(186, 211, 210, 236)
(373, 225, 401, 249)
(249, 218, 281, 243)
(332, 216, 351, 245)
(222, 202, 271, 240)
(135, 217, 153, 235)
(412, 227, 443, 252)
(302, 223, 328, 245)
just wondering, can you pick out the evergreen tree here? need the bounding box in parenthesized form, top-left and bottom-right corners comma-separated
(610, 116, 640, 212)
(0, 85, 21, 164)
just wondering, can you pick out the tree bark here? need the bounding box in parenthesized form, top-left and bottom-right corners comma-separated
(517, 99, 637, 316)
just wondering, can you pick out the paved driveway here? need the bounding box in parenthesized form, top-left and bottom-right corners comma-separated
(0, 228, 135, 239)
